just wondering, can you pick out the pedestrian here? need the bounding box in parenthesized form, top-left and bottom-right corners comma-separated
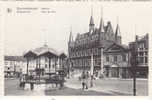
(85, 71, 89, 89)
(81, 71, 85, 90)
(90, 75, 93, 87)
(19, 74, 23, 87)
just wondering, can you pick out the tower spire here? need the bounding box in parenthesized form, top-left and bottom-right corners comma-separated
(115, 17, 121, 44)
(99, 6, 104, 33)
(69, 26, 73, 43)
(89, 5, 95, 33)
(115, 17, 121, 37)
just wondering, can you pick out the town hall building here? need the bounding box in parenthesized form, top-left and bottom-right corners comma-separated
(68, 9, 131, 78)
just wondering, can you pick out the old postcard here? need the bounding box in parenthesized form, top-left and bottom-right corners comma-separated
(0, 1, 152, 100)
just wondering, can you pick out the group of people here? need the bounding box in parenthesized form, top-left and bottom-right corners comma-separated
(81, 71, 94, 90)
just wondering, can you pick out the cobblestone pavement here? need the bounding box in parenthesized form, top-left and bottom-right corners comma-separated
(5, 77, 148, 96)
(5, 78, 112, 96)
(65, 77, 148, 96)
(5, 78, 45, 96)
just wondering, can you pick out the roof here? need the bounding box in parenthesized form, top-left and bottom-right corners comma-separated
(75, 32, 89, 41)
(59, 52, 67, 58)
(136, 34, 148, 42)
(4, 56, 26, 61)
(24, 44, 66, 58)
(98, 40, 114, 50)
(115, 24, 121, 36)
(104, 42, 129, 52)
(89, 16, 94, 25)
(32, 44, 59, 56)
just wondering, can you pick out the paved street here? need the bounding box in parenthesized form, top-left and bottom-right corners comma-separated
(65, 77, 148, 96)
(5, 77, 148, 96)
(5, 78, 112, 96)
(5, 78, 45, 96)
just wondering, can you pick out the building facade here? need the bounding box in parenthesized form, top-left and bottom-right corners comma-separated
(23, 44, 67, 76)
(68, 10, 131, 78)
(103, 43, 131, 78)
(4, 56, 26, 77)
(129, 34, 149, 78)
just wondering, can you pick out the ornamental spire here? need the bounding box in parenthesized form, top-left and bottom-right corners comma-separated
(115, 17, 121, 37)
(115, 17, 121, 43)
(69, 26, 73, 43)
(89, 5, 95, 33)
(99, 6, 104, 33)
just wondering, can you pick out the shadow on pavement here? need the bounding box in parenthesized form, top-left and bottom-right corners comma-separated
(109, 90, 132, 96)
(45, 86, 113, 96)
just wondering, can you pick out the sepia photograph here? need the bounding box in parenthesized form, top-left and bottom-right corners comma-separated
(2, 2, 151, 96)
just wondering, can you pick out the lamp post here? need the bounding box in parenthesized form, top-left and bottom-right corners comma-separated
(130, 41, 137, 96)
(90, 53, 94, 87)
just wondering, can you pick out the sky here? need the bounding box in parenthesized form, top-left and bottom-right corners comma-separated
(3, 2, 152, 56)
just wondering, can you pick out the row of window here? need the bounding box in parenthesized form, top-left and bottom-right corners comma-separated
(71, 48, 99, 58)
(137, 57, 148, 64)
(106, 54, 127, 62)
(5, 61, 14, 65)
(76, 34, 99, 46)
(72, 57, 101, 67)
(72, 54, 127, 67)
(137, 52, 148, 57)
(137, 43, 146, 50)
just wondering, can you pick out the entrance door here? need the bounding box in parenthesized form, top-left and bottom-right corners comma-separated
(110, 65, 119, 78)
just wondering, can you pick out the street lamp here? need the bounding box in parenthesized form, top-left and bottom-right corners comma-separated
(130, 41, 138, 96)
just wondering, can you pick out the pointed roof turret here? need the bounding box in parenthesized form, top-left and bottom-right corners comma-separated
(69, 28, 73, 43)
(89, 6, 94, 25)
(115, 24, 121, 37)
(89, 6, 94, 26)
(89, 6, 95, 33)
(99, 6, 104, 33)
(115, 17, 121, 38)
(90, 16, 94, 26)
